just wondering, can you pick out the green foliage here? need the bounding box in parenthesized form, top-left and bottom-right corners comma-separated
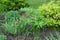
(0, 0, 28, 11)
(0, 35, 7, 40)
(38, 1, 60, 27)
(20, 8, 47, 33)
(27, 0, 54, 8)
(0, 4, 6, 14)
(45, 32, 60, 40)
(5, 11, 20, 22)
(4, 11, 21, 35)
(4, 8, 47, 35)
(56, 0, 60, 6)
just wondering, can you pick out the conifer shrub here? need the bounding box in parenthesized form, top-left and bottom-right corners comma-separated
(4, 11, 21, 35)
(0, 35, 7, 40)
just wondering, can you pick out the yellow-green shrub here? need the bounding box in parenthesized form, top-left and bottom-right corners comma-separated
(38, 1, 60, 27)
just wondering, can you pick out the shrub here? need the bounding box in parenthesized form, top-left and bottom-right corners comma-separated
(4, 11, 21, 35)
(0, 0, 28, 11)
(38, 1, 60, 27)
(4, 8, 47, 35)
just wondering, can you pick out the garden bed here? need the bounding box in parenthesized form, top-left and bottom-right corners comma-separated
(0, 0, 60, 40)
